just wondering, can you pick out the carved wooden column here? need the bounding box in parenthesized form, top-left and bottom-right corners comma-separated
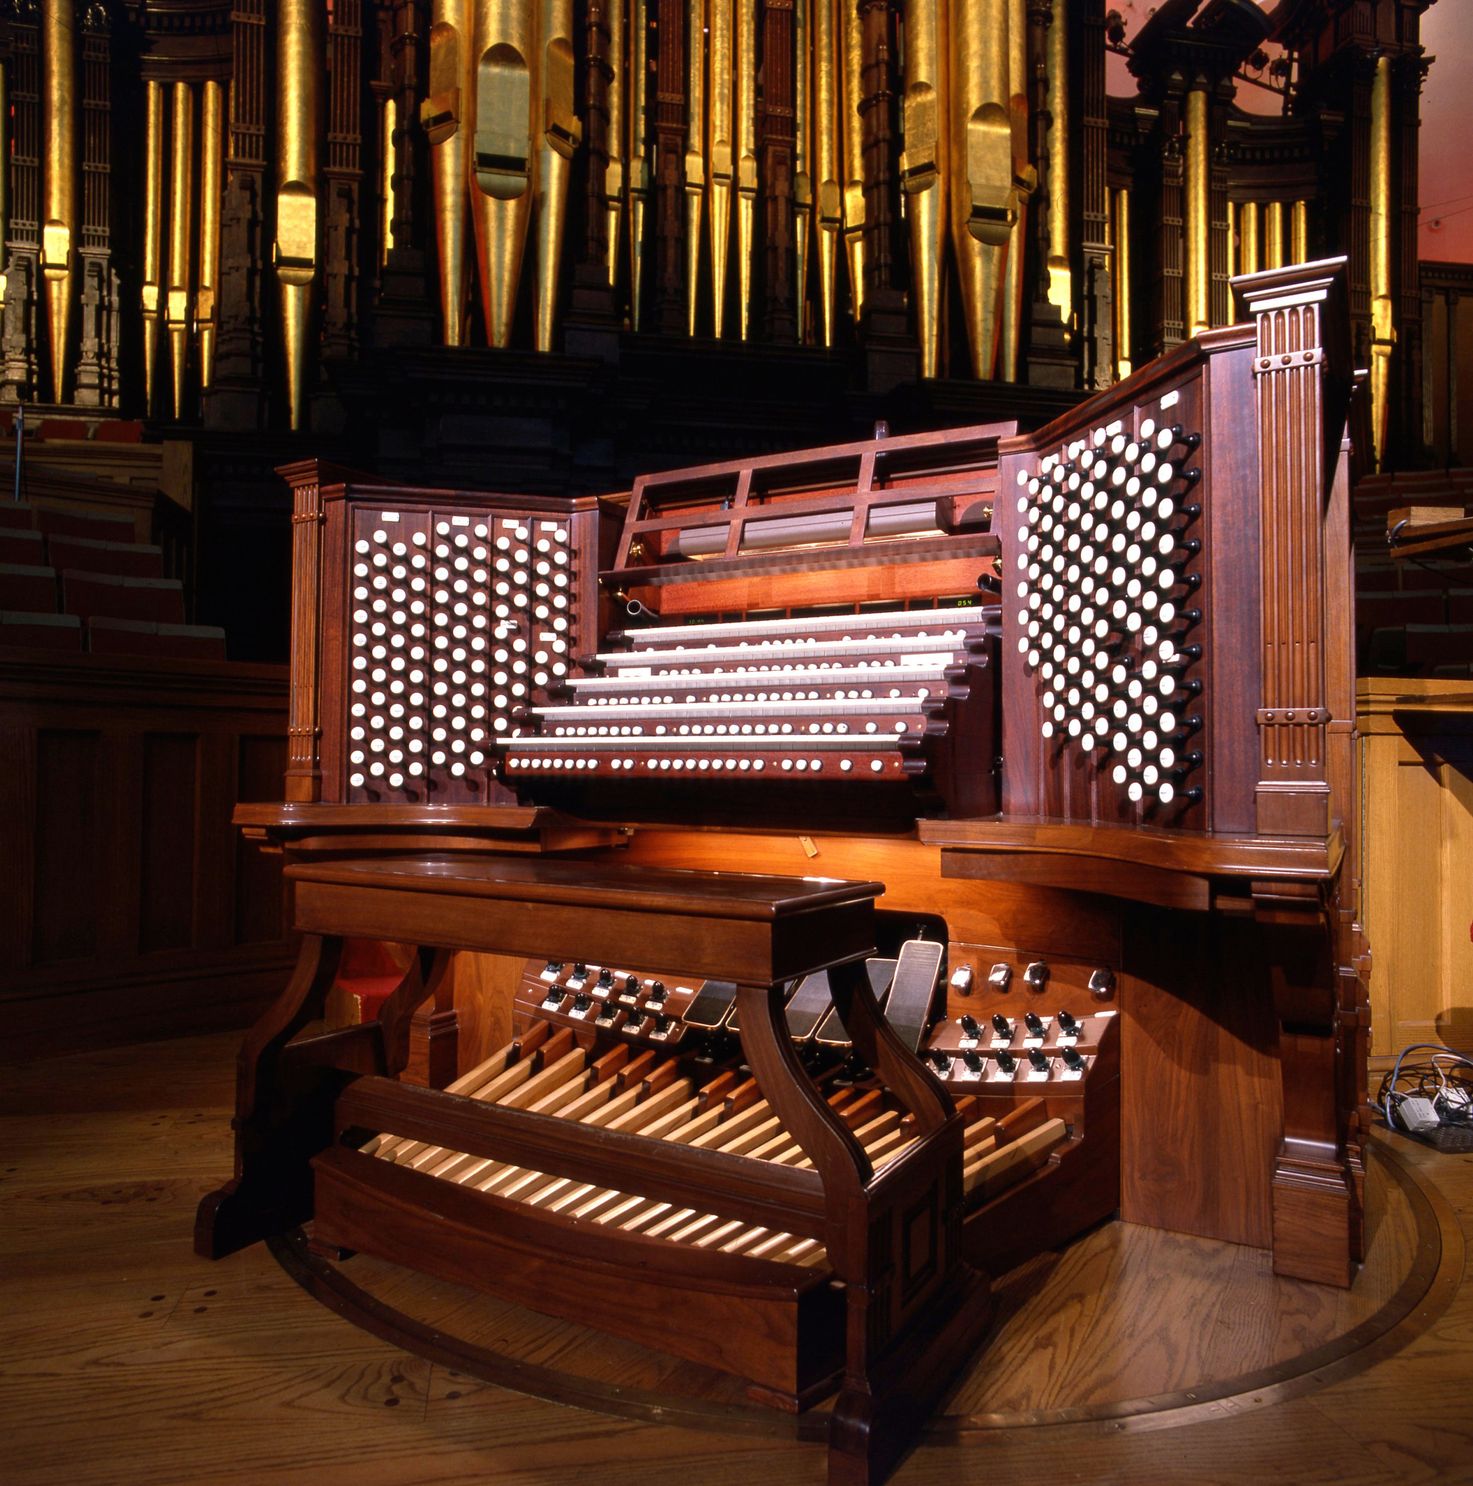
(320, 0, 363, 370)
(74, 0, 118, 408)
(371, 0, 436, 348)
(1078, 0, 1112, 389)
(564, 0, 620, 346)
(2, 7, 40, 404)
(280, 460, 326, 804)
(1024, 0, 1072, 388)
(855, 0, 911, 388)
(1239, 261, 1349, 838)
(760, 0, 796, 342)
(652, 0, 686, 334)
(204, 0, 269, 431)
(1237, 258, 1358, 1287)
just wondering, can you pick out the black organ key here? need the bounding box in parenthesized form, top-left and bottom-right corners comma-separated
(1028, 1047, 1050, 1073)
(682, 978, 738, 1030)
(572, 991, 592, 1013)
(648, 980, 668, 1004)
(597, 968, 615, 990)
(960, 1014, 981, 1039)
(654, 1013, 672, 1036)
(1024, 1011, 1045, 1038)
(1057, 1010, 1079, 1036)
(963, 1050, 983, 1074)
(991, 1012, 1013, 1039)
(1062, 1046, 1086, 1072)
(542, 986, 566, 1007)
(625, 1009, 646, 1033)
(995, 1049, 1016, 1074)
(543, 960, 564, 978)
(883, 939, 945, 1054)
(930, 1049, 952, 1075)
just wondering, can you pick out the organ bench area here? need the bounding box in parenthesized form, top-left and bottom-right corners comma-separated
(202, 260, 1368, 1486)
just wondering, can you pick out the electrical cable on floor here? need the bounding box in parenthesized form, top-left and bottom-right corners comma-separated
(1378, 1043, 1473, 1151)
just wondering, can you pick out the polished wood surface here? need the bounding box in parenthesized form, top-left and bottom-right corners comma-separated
(1357, 677, 1473, 1062)
(0, 649, 294, 1058)
(6, 1030, 1471, 1486)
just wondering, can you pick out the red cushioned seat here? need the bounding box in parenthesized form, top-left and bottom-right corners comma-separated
(61, 569, 185, 624)
(0, 610, 81, 650)
(86, 616, 226, 660)
(46, 534, 164, 579)
(0, 563, 59, 612)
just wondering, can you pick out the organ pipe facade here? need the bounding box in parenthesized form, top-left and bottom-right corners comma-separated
(0, 0, 1434, 470)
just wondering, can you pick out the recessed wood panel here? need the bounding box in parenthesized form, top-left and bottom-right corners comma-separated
(32, 730, 100, 965)
(139, 734, 199, 953)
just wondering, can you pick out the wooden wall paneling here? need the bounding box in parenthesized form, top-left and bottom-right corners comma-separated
(1120, 903, 1280, 1249)
(1203, 331, 1262, 834)
(138, 732, 199, 954)
(0, 653, 293, 1055)
(235, 732, 290, 947)
(449, 950, 522, 1078)
(617, 828, 1123, 967)
(194, 729, 241, 953)
(96, 727, 146, 962)
(0, 726, 38, 977)
(1358, 678, 1473, 1062)
(31, 729, 101, 966)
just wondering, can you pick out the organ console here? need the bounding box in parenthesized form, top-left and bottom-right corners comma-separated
(203, 259, 1369, 1486)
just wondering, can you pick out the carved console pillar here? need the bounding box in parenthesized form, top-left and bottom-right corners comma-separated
(1238, 257, 1359, 1287)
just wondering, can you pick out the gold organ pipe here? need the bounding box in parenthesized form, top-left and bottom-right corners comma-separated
(42, 0, 77, 404)
(380, 97, 397, 269)
(707, 0, 733, 336)
(199, 80, 223, 389)
(141, 81, 165, 415)
(275, 0, 322, 430)
(793, 0, 812, 339)
(1292, 198, 1308, 265)
(999, 0, 1028, 382)
(533, 0, 580, 351)
(900, 0, 947, 377)
(812, 0, 841, 347)
(1184, 85, 1210, 338)
(685, 0, 705, 336)
(1046, 0, 1070, 324)
(627, 0, 649, 328)
(952, 0, 1013, 378)
(1369, 53, 1394, 468)
(167, 82, 195, 421)
(1226, 201, 1236, 279)
(840, 0, 865, 318)
(470, 0, 534, 348)
(734, 0, 757, 339)
(1239, 199, 1260, 276)
(605, 0, 625, 288)
(1264, 199, 1284, 270)
(1111, 185, 1131, 381)
(423, 0, 473, 346)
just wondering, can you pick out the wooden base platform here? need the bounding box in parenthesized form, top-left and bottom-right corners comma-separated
(279, 1129, 1442, 1440)
(5, 1031, 1471, 1486)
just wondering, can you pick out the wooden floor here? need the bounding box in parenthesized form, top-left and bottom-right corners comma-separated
(6, 1031, 1473, 1486)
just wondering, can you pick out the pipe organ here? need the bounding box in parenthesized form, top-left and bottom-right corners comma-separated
(0, 1, 1433, 477)
(203, 260, 1370, 1484)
